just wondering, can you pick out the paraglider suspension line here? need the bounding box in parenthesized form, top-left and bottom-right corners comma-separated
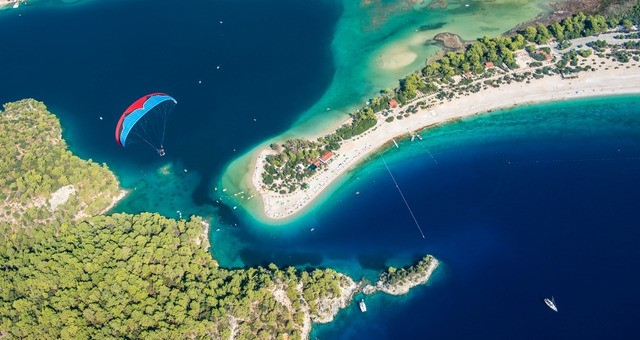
(133, 132, 163, 154)
(158, 101, 172, 151)
(380, 154, 426, 239)
(160, 114, 167, 149)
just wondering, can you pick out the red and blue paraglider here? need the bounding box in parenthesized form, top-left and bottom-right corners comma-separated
(115, 93, 177, 156)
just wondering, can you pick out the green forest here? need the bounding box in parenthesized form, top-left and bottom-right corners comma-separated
(1, 212, 353, 339)
(0, 100, 122, 227)
(0, 101, 358, 339)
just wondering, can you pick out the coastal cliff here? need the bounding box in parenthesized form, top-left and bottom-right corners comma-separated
(308, 274, 358, 323)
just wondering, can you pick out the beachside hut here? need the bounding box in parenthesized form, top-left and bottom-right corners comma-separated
(389, 99, 399, 108)
(319, 151, 334, 164)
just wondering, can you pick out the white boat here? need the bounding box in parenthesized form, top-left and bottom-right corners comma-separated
(13, 2, 20, 9)
(411, 134, 415, 142)
(416, 134, 423, 141)
(392, 139, 399, 148)
(359, 299, 367, 312)
(544, 297, 558, 312)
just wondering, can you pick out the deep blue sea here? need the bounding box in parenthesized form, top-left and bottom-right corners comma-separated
(2, 1, 640, 339)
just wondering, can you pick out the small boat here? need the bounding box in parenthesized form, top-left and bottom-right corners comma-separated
(359, 299, 367, 312)
(416, 134, 423, 141)
(544, 296, 558, 312)
(411, 134, 415, 142)
(310, 227, 315, 232)
(13, 2, 20, 9)
(392, 139, 399, 148)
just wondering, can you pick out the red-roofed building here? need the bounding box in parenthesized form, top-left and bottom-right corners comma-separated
(309, 160, 322, 170)
(485, 61, 494, 68)
(463, 71, 473, 79)
(389, 99, 399, 108)
(319, 151, 334, 164)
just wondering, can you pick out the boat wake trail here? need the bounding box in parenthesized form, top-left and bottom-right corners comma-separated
(421, 144, 439, 165)
(380, 155, 426, 239)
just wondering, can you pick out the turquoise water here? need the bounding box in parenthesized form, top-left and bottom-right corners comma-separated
(5, 1, 640, 338)
(219, 0, 557, 203)
(287, 0, 557, 136)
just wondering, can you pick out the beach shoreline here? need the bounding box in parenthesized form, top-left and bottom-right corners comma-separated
(250, 35, 640, 221)
(0, 0, 21, 10)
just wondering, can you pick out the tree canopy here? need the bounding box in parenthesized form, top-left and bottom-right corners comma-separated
(0, 100, 358, 339)
(0, 100, 121, 227)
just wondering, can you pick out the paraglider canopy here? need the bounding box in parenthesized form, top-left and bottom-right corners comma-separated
(115, 93, 177, 155)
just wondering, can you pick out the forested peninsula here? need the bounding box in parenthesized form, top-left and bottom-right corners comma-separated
(0, 100, 437, 339)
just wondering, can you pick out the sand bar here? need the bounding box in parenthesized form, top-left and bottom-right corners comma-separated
(252, 33, 640, 220)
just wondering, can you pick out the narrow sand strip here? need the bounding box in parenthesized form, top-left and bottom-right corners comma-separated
(253, 39, 640, 220)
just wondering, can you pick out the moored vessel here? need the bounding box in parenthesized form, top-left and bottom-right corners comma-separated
(359, 299, 367, 312)
(544, 296, 558, 312)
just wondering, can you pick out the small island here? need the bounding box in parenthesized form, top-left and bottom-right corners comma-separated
(0, 100, 438, 339)
(240, 9, 640, 220)
(363, 255, 439, 296)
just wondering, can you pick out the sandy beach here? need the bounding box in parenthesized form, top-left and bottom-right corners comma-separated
(252, 34, 640, 220)
(0, 0, 21, 10)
